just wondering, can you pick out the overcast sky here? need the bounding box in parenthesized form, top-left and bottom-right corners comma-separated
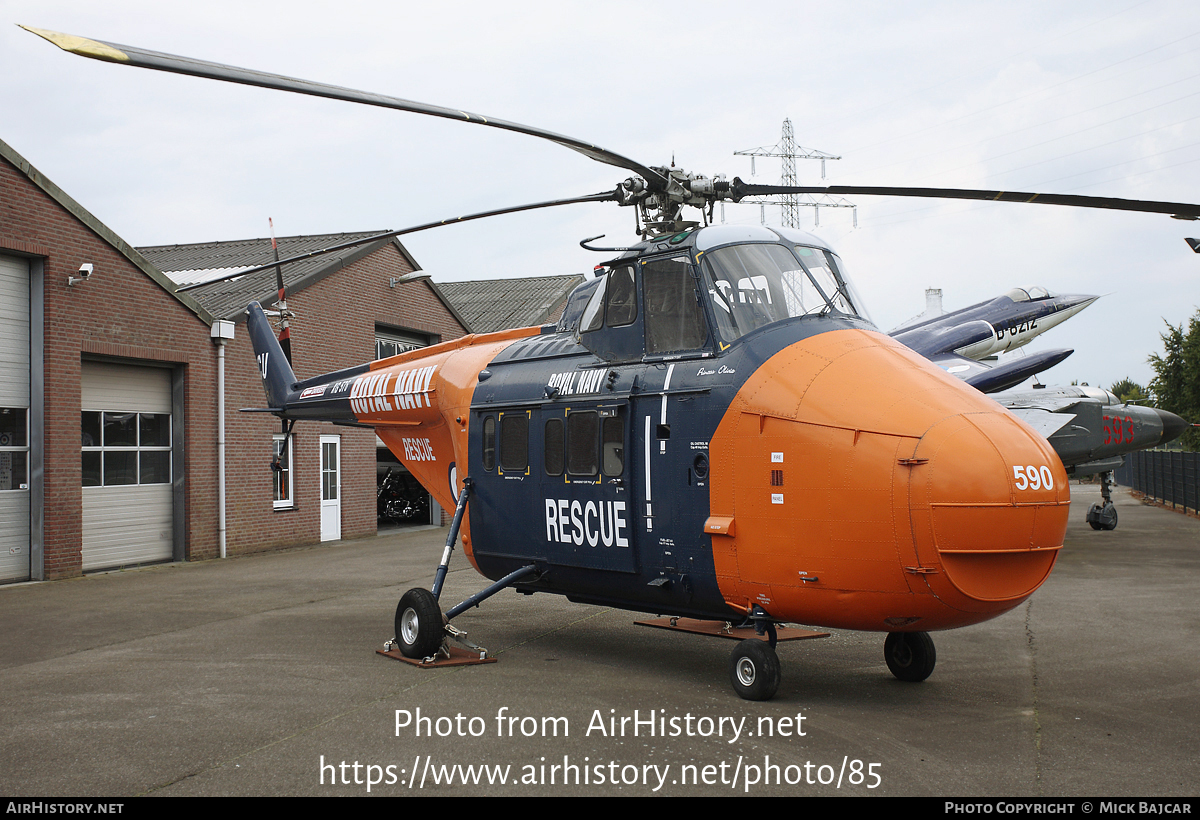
(3, 0, 1198, 390)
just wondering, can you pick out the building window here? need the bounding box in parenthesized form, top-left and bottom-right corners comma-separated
(81, 411, 171, 487)
(0, 408, 28, 491)
(375, 327, 431, 360)
(273, 434, 294, 508)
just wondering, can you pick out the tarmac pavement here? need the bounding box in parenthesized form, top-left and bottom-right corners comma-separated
(1, 484, 1196, 797)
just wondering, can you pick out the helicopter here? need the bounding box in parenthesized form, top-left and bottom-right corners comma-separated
(26, 26, 1200, 701)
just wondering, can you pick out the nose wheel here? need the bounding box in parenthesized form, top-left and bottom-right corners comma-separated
(1086, 470, 1119, 530)
(884, 631, 936, 682)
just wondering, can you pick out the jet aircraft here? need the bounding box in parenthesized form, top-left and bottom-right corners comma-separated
(891, 286, 1098, 393)
(992, 384, 1185, 530)
(891, 286, 1186, 529)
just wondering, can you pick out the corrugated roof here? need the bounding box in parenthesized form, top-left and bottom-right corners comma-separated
(438, 274, 585, 333)
(138, 231, 417, 321)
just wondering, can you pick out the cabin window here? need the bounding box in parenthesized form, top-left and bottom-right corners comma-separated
(643, 257, 708, 354)
(482, 416, 496, 471)
(567, 411, 599, 476)
(499, 412, 529, 472)
(605, 265, 637, 327)
(544, 418, 565, 476)
(601, 415, 624, 477)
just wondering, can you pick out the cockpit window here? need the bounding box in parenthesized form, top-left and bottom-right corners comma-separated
(643, 256, 708, 354)
(793, 246, 860, 316)
(700, 242, 863, 343)
(580, 275, 607, 332)
(606, 265, 637, 327)
(1005, 286, 1057, 302)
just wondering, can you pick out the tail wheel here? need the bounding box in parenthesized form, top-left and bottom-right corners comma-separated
(395, 588, 444, 659)
(729, 639, 781, 701)
(884, 631, 936, 682)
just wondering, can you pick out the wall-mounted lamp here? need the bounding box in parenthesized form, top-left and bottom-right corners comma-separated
(389, 271, 431, 288)
(68, 262, 94, 287)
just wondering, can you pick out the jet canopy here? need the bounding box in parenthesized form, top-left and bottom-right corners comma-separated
(1005, 286, 1058, 302)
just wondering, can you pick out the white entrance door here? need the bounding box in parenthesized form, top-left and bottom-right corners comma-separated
(320, 435, 341, 541)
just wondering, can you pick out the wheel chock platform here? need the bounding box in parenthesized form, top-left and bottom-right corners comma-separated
(376, 645, 498, 667)
(634, 617, 829, 642)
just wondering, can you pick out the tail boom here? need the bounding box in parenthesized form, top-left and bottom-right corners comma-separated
(244, 298, 542, 519)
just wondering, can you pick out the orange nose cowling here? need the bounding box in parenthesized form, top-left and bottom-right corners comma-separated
(708, 329, 1069, 632)
(906, 410, 1068, 616)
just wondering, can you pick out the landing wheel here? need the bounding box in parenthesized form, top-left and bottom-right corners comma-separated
(395, 588, 444, 659)
(729, 639, 781, 701)
(884, 631, 936, 682)
(1087, 501, 1118, 530)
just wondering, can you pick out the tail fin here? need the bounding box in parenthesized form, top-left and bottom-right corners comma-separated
(246, 301, 297, 409)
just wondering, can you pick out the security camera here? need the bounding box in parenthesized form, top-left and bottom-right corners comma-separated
(68, 263, 94, 287)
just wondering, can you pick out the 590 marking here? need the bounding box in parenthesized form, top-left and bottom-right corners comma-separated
(1013, 464, 1055, 491)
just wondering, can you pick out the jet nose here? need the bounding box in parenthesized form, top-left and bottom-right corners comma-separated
(1154, 408, 1189, 446)
(906, 410, 1070, 613)
(1060, 293, 1099, 311)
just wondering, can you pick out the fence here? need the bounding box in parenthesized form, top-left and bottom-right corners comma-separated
(1114, 450, 1200, 514)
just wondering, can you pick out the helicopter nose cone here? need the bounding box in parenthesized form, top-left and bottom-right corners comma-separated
(906, 410, 1069, 611)
(1154, 408, 1189, 446)
(706, 326, 1070, 632)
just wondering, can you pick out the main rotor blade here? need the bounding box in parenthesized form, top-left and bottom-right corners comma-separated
(175, 189, 621, 291)
(22, 26, 669, 191)
(731, 181, 1200, 220)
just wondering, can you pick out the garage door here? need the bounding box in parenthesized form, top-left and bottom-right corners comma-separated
(81, 362, 174, 571)
(0, 254, 30, 583)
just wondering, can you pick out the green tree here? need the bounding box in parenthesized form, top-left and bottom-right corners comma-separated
(1148, 311, 1200, 451)
(1109, 377, 1149, 404)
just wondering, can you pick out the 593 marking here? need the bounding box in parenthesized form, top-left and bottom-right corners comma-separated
(1013, 464, 1055, 491)
(1103, 414, 1134, 446)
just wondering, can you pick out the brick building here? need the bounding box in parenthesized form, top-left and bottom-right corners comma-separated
(139, 233, 469, 549)
(0, 137, 467, 583)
